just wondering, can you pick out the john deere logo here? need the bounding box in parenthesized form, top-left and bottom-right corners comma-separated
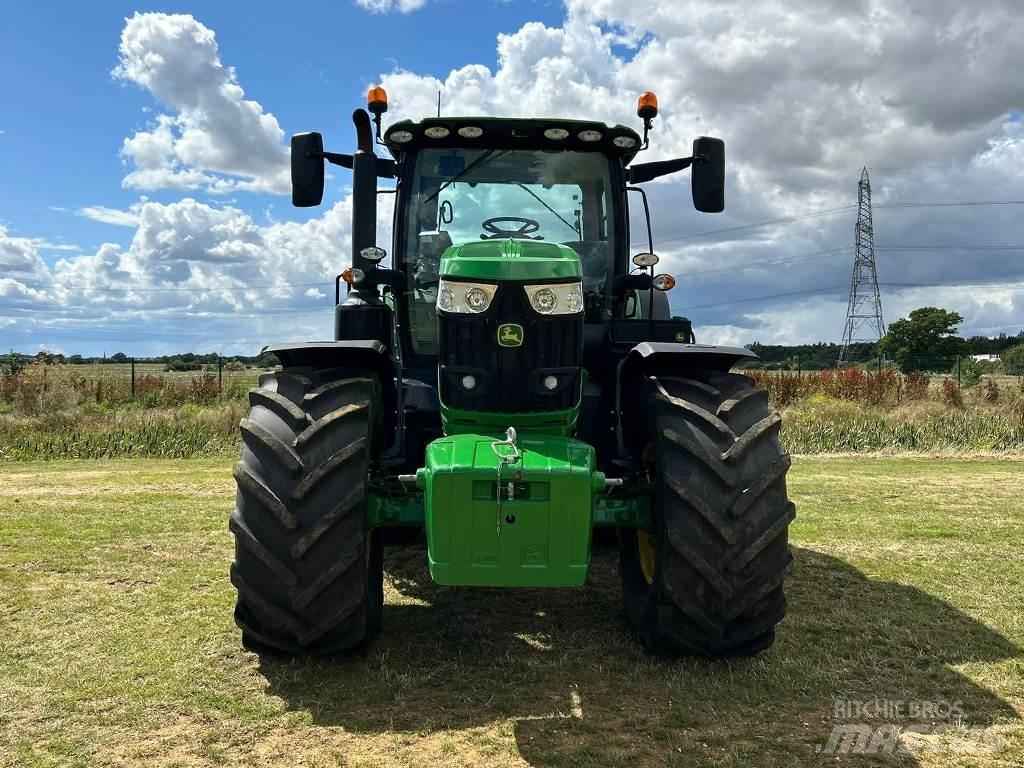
(497, 323, 524, 347)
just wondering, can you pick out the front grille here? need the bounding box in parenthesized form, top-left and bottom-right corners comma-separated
(439, 282, 583, 412)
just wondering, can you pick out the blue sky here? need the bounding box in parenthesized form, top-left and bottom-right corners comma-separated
(0, 0, 559, 263)
(2, 0, 1023, 356)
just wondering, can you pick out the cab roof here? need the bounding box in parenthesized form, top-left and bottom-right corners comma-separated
(383, 117, 643, 164)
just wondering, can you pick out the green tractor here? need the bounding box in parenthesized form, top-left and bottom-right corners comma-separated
(230, 87, 794, 657)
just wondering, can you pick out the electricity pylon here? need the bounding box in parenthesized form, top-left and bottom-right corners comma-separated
(838, 167, 885, 365)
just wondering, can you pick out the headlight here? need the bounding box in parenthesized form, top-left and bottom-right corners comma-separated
(524, 282, 584, 315)
(436, 279, 496, 314)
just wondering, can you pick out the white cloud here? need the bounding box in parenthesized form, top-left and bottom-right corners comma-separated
(353, 0, 427, 13)
(6, 2, 1024, 354)
(0, 226, 49, 278)
(4, 185, 401, 353)
(372, 1, 1024, 344)
(114, 12, 289, 195)
(76, 205, 141, 227)
(0, 226, 55, 321)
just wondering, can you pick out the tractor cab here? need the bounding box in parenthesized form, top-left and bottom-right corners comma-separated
(230, 88, 794, 660)
(381, 121, 631, 356)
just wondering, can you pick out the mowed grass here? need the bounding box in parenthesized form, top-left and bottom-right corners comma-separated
(0, 458, 1022, 767)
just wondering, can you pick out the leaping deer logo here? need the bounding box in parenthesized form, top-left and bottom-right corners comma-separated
(497, 324, 524, 347)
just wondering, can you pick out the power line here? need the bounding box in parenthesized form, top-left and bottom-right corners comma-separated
(867, 165, 969, 171)
(69, 280, 327, 293)
(682, 247, 851, 277)
(644, 205, 856, 245)
(10, 275, 1024, 327)
(643, 199, 1024, 247)
(876, 244, 1024, 250)
(49, 241, 1024, 296)
(0, 305, 327, 319)
(680, 243, 1024, 282)
(878, 200, 1024, 208)
(685, 277, 1024, 311)
(880, 279, 1024, 290)
(685, 285, 848, 310)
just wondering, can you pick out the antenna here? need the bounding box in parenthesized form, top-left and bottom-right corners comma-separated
(838, 167, 886, 365)
(437, 90, 441, 118)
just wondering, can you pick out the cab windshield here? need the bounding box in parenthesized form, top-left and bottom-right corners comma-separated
(401, 147, 617, 354)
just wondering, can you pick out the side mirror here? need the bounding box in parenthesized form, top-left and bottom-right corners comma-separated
(691, 136, 724, 213)
(623, 292, 638, 318)
(614, 273, 652, 296)
(291, 132, 325, 207)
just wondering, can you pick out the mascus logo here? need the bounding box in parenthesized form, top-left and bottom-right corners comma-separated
(497, 323, 524, 347)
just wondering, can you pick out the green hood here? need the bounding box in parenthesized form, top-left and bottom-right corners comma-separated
(439, 239, 582, 282)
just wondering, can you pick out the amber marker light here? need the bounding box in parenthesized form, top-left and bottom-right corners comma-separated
(367, 86, 388, 115)
(652, 274, 676, 291)
(342, 267, 365, 285)
(637, 91, 659, 119)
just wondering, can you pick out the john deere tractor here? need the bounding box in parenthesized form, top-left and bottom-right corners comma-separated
(230, 88, 794, 657)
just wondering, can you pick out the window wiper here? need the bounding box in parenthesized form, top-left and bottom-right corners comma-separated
(426, 148, 509, 204)
(515, 184, 580, 238)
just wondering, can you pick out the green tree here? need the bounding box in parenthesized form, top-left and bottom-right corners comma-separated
(35, 350, 64, 365)
(879, 307, 965, 372)
(955, 357, 983, 388)
(1003, 344, 1024, 375)
(3, 352, 27, 375)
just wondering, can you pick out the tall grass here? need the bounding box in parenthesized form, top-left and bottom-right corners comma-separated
(0, 361, 253, 413)
(0, 403, 246, 461)
(749, 367, 905, 406)
(2, 362, 1023, 461)
(781, 396, 1024, 453)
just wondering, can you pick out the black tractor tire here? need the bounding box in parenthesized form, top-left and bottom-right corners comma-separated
(618, 370, 795, 657)
(230, 367, 384, 656)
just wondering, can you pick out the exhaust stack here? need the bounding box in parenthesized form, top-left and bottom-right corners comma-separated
(345, 109, 380, 306)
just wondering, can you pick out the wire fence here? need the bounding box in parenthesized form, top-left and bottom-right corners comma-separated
(743, 356, 1022, 408)
(0, 357, 269, 411)
(2, 349, 1021, 413)
(744, 350, 1018, 379)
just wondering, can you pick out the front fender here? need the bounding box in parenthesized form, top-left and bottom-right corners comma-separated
(266, 340, 396, 379)
(627, 341, 756, 374)
(613, 342, 757, 462)
(265, 340, 397, 442)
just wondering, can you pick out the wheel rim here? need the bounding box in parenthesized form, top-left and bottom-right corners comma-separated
(637, 442, 657, 584)
(637, 530, 656, 584)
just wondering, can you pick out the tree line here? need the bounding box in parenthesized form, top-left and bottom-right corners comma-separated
(1, 350, 280, 375)
(740, 307, 1024, 373)
(5, 307, 1023, 376)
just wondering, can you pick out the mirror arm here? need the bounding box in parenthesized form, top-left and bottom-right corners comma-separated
(319, 151, 353, 168)
(614, 273, 652, 295)
(627, 155, 695, 184)
(314, 151, 395, 179)
(374, 159, 397, 179)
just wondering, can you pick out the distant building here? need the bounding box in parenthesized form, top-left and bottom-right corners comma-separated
(972, 354, 1001, 363)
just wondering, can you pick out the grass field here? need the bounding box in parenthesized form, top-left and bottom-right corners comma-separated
(1, 457, 1022, 767)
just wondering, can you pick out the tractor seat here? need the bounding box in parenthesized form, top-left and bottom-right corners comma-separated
(418, 230, 453, 261)
(563, 241, 611, 321)
(562, 241, 610, 287)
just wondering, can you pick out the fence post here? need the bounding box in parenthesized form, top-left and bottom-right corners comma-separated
(956, 355, 961, 387)
(218, 356, 223, 396)
(797, 355, 802, 380)
(131, 357, 136, 400)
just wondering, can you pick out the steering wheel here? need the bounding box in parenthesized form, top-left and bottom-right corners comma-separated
(480, 217, 543, 240)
